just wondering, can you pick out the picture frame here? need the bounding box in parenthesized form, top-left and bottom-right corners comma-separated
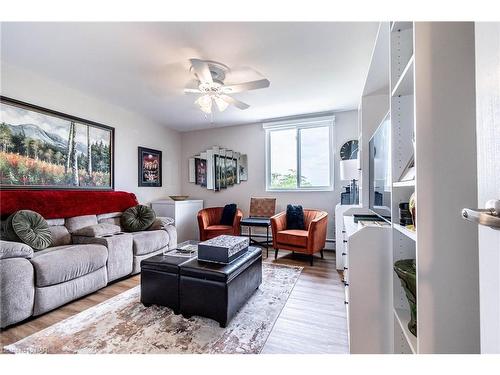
(214, 154, 221, 191)
(0, 96, 114, 190)
(239, 154, 248, 181)
(138, 146, 162, 187)
(195, 157, 207, 187)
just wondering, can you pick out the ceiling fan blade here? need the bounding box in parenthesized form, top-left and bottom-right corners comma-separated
(184, 88, 202, 94)
(222, 79, 270, 94)
(189, 59, 213, 84)
(220, 95, 250, 110)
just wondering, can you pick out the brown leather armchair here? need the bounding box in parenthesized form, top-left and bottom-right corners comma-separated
(197, 207, 243, 241)
(270, 209, 328, 266)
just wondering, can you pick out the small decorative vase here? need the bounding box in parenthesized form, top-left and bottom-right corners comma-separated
(394, 259, 417, 337)
(409, 192, 416, 228)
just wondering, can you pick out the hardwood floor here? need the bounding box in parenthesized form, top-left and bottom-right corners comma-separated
(0, 249, 348, 353)
(262, 250, 348, 353)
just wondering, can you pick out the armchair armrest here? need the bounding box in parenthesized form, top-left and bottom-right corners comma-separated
(270, 212, 287, 248)
(271, 212, 287, 231)
(307, 212, 328, 252)
(197, 210, 210, 230)
(233, 209, 243, 228)
(0, 240, 34, 260)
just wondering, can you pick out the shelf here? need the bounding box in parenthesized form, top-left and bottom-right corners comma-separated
(391, 22, 413, 33)
(394, 308, 417, 354)
(393, 223, 416, 241)
(392, 55, 414, 97)
(393, 180, 415, 187)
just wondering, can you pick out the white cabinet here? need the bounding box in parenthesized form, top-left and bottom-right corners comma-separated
(343, 214, 392, 354)
(151, 200, 203, 243)
(335, 204, 371, 270)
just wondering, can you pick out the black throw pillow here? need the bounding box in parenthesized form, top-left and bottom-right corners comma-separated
(220, 204, 237, 226)
(286, 204, 305, 230)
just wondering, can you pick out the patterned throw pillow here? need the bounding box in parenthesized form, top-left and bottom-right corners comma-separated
(121, 205, 156, 232)
(8, 210, 52, 250)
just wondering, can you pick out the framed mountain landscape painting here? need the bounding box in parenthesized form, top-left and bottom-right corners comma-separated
(0, 97, 114, 190)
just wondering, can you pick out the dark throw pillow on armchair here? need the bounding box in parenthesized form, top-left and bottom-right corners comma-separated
(286, 204, 305, 230)
(220, 204, 237, 226)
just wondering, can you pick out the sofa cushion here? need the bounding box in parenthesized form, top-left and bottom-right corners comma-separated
(97, 212, 122, 228)
(10, 210, 52, 250)
(276, 229, 309, 248)
(73, 223, 121, 237)
(121, 205, 156, 232)
(286, 204, 305, 230)
(48, 226, 72, 247)
(131, 230, 169, 256)
(30, 244, 108, 287)
(206, 225, 233, 231)
(97, 212, 122, 221)
(46, 218, 65, 226)
(0, 240, 34, 260)
(99, 217, 122, 227)
(203, 225, 234, 240)
(147, 217, 175, 231)
(65, 215, 98, 233)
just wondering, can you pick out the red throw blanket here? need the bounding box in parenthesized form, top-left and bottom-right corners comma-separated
(0, 190, 138, 219)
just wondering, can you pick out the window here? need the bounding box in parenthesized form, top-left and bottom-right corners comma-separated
(264, 116, 334, 191)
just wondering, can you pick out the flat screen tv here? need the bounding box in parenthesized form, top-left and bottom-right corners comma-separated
(369, 113, 392, 222)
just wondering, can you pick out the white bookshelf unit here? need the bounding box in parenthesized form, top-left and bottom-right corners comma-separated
(390, 21, 417, 354)
(390, 22, 480, 354)
(357, 22, 480, 354)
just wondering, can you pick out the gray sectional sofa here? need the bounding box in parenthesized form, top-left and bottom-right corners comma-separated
(0, 211, 177, 328)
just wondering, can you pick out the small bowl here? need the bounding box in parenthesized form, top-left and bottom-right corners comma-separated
(169, 195, 190, 201)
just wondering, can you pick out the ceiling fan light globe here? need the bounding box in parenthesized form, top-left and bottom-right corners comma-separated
(214, 96, 229, 112)
(195, 95, 213, 114)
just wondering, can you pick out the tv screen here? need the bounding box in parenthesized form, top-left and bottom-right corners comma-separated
(369, 113, 392, 222)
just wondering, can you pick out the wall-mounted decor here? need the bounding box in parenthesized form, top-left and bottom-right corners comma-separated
(189, 146, 247, 192)
(0, 96, 114, 190)
(195, 157, 207, 187)
(138, 146, 162, 187)
(239, 154, 248, 181)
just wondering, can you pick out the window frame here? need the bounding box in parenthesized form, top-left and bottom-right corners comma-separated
(264, 115, 335, 192)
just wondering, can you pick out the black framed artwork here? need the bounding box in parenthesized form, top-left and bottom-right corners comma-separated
(0, 96, 114, 190)
(138, 147, 162, 187)
(195, 157, 207, 187)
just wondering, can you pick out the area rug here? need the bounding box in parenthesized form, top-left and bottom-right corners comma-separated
(4, 263, 302, 354)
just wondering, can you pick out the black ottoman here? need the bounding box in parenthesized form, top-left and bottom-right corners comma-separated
(140, 253, 192, 314)
(179, 247, 262, 327)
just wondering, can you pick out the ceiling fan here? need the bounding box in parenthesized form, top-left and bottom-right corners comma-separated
(184, 59, 270, 114)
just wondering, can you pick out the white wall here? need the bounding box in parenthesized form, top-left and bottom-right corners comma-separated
(181, 110, 358, 243)
(0, 63, 182, 204)
(1, 61, 359, 243)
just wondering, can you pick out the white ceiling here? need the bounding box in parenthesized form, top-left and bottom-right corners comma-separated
(1, 22, 379, 131)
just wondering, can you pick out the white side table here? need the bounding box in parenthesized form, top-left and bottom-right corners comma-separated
(151, 200, 203, 243)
